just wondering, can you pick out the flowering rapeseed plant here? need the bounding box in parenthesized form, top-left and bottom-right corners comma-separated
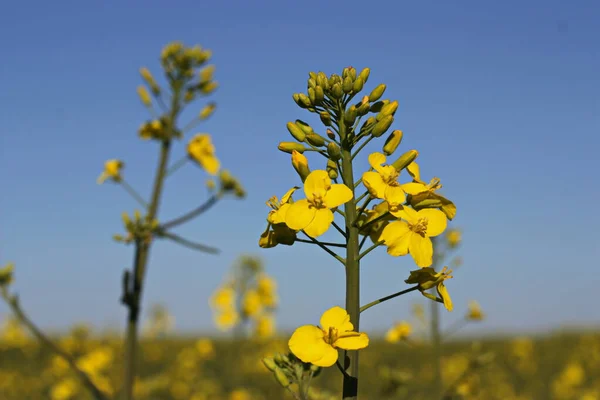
(259, 66, 458, 399)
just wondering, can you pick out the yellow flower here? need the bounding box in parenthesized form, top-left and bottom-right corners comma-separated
(257, 275, 278, 307)
(255, 314, 275, 338)
(285, 170, 353, 238)
(466, 301, 484, 321)
(242, 289, 262, 317)
(405, 267, 453, 311)
(288, 306, 369, 367)
(266, 187, 299, 225)
(362, 152, 406, 209)
(385, 321, 412, 343)
(446, 229, 461, 247)
(210, 286, 235, 310)
(187, 134, 220, 175)
(380, 207, 447, 267)
(96, 159, 123, 184)
(402, 161, 457, 220)
(215, 308, 239, 331)
(229, 389, 252, 400)
(195, 338, 215, 359)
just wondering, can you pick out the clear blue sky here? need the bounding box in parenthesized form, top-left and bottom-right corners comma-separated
(1, 0, 599, 337)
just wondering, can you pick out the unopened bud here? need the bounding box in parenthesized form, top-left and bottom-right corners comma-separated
(292, 150, 310, 182)
(121, 212, 131, 226)
(327, 142, 341, 161)
(371, 115, 394, 137)
(137, 86, 151, 106)
(383, 130, 403, 156)
(306, 133, 326, 147)
(319, 111, 332, 127)
(368, 84, 386, 102)
(199, 65, 215, 83)
(274, 368, 291, 387)
(344, 105, 358, 127)
(326, 159, 338, 180)
(326, 129, 335, 140)
(199, 103, 216, 120)
(314, 85, 324, 104)
(359, 67, 370, 84)
(317, 72, 329, 89)
(295, 120, 313, 135)
(392, 149, 419, 171)
(308, 87, 316, 104)
(298, 93, 312, 108)
(379, 100, 399, 119)
(286, 122, 306, 142)
(278, 142, 306, 154)
(370, 100, 389, 113)
(352, 76, 364, 93)
(357, 101, 370, 116)
(262, 357, 277, 372)
(331, 83, 343, 99)
(342, 76, 353, 94)
(359, 117, 377, 135)
(307, 78, 317, 89)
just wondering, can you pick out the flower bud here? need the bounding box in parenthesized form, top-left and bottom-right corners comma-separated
(137, 86, 152, 107)
(286, 122, 306, 142)
(326, 129, 335, 140)
(319, 111, 332, 127)
(326, 159, 338, 180)
(298, 93, 312, 108)
(370, 100, 389, 113)
(199, 65, 215, 83)
(295, 120, 313, 135)
(331, 83, 343, 99)
(371, 115, 394, 137)
(0, 263, 14, 287)
(344, 105, 358, 127)
(306, 133, 326, 147)
(328, 74, 341, 87)
(308, 87, 316, 104)
(274, 368, 291, 387)
(357, 101, 370, 116)
(327, 142, 341, 161)
(262, 357, 277, 372)
(292, 150, 310, 182)
(317, 72, 329, 89)
(342, 76, 353, 94)
(368, 84, 386, 102)
(359, 117, 376, 135)
(359, 67, 370, 84)
(352, 76, 364, 93)
(383, 130, 403, 156)
(307, 77, 317, 89)
(199, 102, 216, 120)
(278, 142, 306, 154)
(391, 149, 419, 171)
(314, 85, 325, 104)
(379, 100, 398, 119)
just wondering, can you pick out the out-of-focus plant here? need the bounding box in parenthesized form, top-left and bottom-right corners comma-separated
(0, 41, 245, 400)
(210, 255, 278, 339)
(142, 304, 176, 339)
(259, 66, 458, 399)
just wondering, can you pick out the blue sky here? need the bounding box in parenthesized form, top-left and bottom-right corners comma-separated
(1, 0, 599, 337)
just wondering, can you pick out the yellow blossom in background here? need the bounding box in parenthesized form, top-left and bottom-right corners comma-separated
(255, 314, 275, 338)
(242, 289, 262, 317)
(229, 389, 252, 400)
(195, 338, 215, 359)
(289, 306, 369, 367)
(210, 286, 236, 310)
(285, 170, 353, 238)
(256, 274, 278, 307)
(405, 267, 454, 311)
(50, 378, 79, 400)
(136, 85, 151, 106)
(380, 207, 447, 267)
(446, 228, 462, 247)
(362, 152, 406, 208)
(215, 308, 239, 331)
(187, 134, 220, 175)
(466, 300, 485, 321)
(385, 321, 412, 343)
(0, 316, 29, 348)
(96, 159, 123, 184)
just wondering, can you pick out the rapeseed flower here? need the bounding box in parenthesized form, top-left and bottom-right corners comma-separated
(405, 267, 453, 311)
(362, 152, 406, 209)
(187, 134, 220, 175)
(97, 159, 123, 184)
(288, 306, 369, 367)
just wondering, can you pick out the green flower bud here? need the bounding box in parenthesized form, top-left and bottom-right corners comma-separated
(331, 83, 343, 99)
(262, 357, 278, 372)
(286, 122, 306, 142)
(379, 100, 399, 119)
(370, 100, 389, 113)
(359, 67, 370, 84)
(326, 159, 338, 180)
(349, 66, 357, 80)
(342, 67, 350, 79)
(308, 78, 317, 89)
(292, 93, 302, 107)
(392, 149, 419, 171)
(352, 76, 364, 93)
(371, 115, 394, 137)
(113, 234, 124, 242)
(199, 102, 216, 120)
(359, 117, 377, 135)
(298, 93, 312, 108)
(295, 120, 314, 135)
(308, 87, 316, 104)
(314, 85, 325, 104)
(368, 84, 386, 102)
(326, 129, 335, 140)
(317, 72, 329, 89)
(327, 142, 341, 161)
(342, 76, 353, 94)
(357, 101, 371, 116)
(306, 133, 326, 147)
(309, 71, 317, 80)
(292, 150, 311, 182)
(274, 368, 291, 388)
(344, 105, 358, 127)
(278, 142, 307, 154)
(319, 111, 332, 127)
(383, 130, 403, 156)
(328, 74, 341, 87)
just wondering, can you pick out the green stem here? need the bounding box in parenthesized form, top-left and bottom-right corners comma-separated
(332, 221, 348, 238)
(1, 290, 109, 400)
(161, 193, 221, 230)
(120, 180, 148, 209)
(340, 118, 360, 400)
(359, 286, 419, 313)
(430, 239, 444, 399)
(354, 190, 369, 205)
(353, 196, 373, 226)
(302, 233, 345, 265)
(159, 231, 220, 254)
(295, 238, 346, 248)
(442, 318, 468, 341)
(357, 240, 383, 261)
(358, 234, 369, 251)
(351, 135, 374, 161)
(165, 156, 189, 177)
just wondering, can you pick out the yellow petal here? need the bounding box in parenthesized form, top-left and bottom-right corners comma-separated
(401, 182, 428, 195)
(303, 208, 334, 238)
(304, 170, 330, 201)
(310, 345, 339, 367)
(437, 283, 453, 311)
(406, 162, 421, 181)
(368, 152, 387, 173)
(362, 171, 386, 199)
(409, 234, 433, 267)
(384, 185, 406, 205)
(335, 332, 369, 350)
(269, 203, 291, 225)
(419, 208, 447, 237)
(379, 221, 410, 245)
(281, 187, 300, 204)
(200, 155, 220, 175)
(391, 206, 418, 222)
(288, 325, 330, 363)
(320, 306, 354, 332)
(386, 233, 412, 257)
(324, 184, 353, 208)
(285, 200, 316, 231)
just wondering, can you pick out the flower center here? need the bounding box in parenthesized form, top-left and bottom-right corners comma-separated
(310, 193, 326, 209)
(381, 166, 400, 186)
(324, 327, 339, 345)
(409, 217, 428, 237)
(266, 196, 281, 210)
(427, 177, 442, 191)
